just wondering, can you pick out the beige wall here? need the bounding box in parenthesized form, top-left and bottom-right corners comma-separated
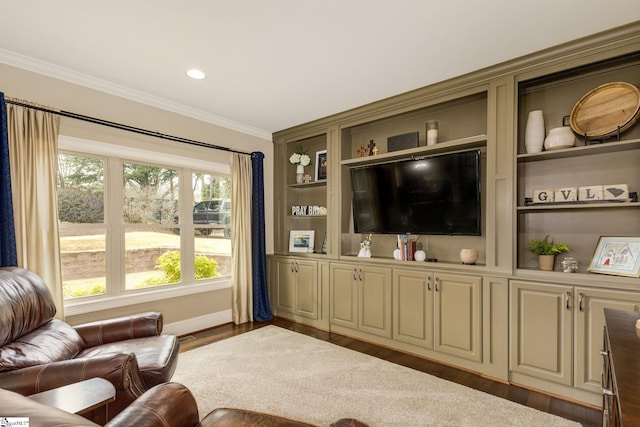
(0, 62, 273, 331)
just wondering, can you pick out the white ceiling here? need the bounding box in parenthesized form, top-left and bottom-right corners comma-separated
(1, 2, 639, 140)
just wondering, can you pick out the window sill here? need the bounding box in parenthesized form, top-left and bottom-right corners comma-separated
(64, 278, 232, 317)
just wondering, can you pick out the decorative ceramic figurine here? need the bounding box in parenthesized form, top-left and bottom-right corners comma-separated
(358, 234, 372, 257)
(460, 248, 478, 265)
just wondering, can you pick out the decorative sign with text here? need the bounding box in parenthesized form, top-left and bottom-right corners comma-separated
(530, 184, 629, 204)
(291, 205, 327, 216)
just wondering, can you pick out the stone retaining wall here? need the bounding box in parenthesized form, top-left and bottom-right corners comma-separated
(61, 248, 231, 280)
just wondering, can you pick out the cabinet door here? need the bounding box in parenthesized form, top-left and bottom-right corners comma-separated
(358, 266, 392, 338)
(510, 281, 573, 386)
(329, 264, 358, 329)
(574, 287, 640, 394)
(393, 269, 433, 348)
(434, 273, 482, 362)
(295, 260, 319, 320)
(275, 258, 296, 314)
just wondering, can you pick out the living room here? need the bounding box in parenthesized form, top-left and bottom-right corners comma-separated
(1, 2, 640, 426)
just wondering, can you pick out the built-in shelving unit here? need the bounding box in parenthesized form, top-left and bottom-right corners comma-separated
(516, 52, 640, 272)
(274, 132, 328, 255)
(338, 91, 490, 264)
(271, 22, 640, 408)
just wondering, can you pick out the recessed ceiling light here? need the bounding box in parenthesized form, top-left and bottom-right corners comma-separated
(186, 68, 206, 80)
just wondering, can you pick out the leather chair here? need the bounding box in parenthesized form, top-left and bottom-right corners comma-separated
(0, 382, 368, 427)
(0, 266, 180, 421)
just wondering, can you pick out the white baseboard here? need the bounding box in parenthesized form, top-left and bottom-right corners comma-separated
(163, 309, 232, 336)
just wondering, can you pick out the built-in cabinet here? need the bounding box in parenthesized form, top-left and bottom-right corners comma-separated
(274, 257, 319, 320)
(510, 280, 640, 403)
(329, 262, 392, 338)
(394, 269, 482, 362)
(271, 23, 640, 408)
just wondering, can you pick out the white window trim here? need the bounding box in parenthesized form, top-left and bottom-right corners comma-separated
(59, 135, 232, 315)
(64, 278, 232, 316)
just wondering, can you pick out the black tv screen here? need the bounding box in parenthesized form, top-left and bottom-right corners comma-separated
(350, 150, 481, 235)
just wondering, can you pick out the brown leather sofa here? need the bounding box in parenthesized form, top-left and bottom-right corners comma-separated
(0, 382, 368, 427)
(0, 266, 180, 421)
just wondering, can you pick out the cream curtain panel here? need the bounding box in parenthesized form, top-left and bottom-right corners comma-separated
(7, 99, 64, 318)
(229, 152, 253, 324)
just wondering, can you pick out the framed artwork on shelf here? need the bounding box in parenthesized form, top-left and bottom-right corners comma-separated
(588, 236, 640, 277)
(315, 150, 327, 181)
(289, 230, 315, 253)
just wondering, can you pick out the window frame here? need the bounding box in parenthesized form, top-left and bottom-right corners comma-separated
(59, 135, 232, 316)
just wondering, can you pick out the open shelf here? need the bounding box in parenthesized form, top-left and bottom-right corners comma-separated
(341, 134, 487, 167)
(517, 138, 640, 163)
(517, 201, 639, 211)
(287, 181, 327, 189)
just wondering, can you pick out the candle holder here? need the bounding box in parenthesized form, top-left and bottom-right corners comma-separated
(426, 120, 439, 145)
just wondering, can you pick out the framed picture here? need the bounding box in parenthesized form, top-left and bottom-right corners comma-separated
(315, 150, 327, 181)
(588, 236, 640, 277)
(289, 230, 315, 253)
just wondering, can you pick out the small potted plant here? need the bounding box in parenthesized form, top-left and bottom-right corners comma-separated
(527, 235, 570, 271)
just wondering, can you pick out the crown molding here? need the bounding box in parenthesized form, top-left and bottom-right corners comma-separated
(0, 49, 272, 141)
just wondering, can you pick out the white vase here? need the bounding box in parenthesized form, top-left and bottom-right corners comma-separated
(295, 165, 304, 184)
(544, 126, 576, 150)
(460, 248, 478, 265)
(414, 250, 426, 262)
(524, 110, 545, 154)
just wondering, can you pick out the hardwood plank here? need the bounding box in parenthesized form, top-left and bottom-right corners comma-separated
(178, 318, 601, 427)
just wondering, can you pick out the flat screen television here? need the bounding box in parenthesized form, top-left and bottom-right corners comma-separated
(350, 149, 481, 235)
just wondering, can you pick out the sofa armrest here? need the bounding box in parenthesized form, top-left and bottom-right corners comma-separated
(0, 353, 147, 421)
(108, 382, 200, 427)
(74, 311, 163, 346)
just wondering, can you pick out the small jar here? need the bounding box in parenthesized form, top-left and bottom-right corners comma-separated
(426, 120, 438, 145)
(560, 257, 578, 273)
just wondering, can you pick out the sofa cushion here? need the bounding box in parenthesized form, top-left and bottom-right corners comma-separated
(0, 319, 85, 372)
(0, 267, 57, 346)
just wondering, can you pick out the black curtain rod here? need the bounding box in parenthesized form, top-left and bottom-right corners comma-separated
(5, 99, 251, 155)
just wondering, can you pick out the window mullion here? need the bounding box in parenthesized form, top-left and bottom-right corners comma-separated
(181, 168, 195, 283)
(107, 156, 125, 295)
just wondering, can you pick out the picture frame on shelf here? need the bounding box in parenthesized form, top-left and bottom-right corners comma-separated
(588, 236, 640, 278)
(289, 230, 315, 253)
(315, 150, 327, 181)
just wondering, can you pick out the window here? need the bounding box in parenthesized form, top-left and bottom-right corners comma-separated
(58, 139, 232, 303)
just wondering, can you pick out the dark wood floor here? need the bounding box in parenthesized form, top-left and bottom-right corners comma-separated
(178, 317, 602, 427)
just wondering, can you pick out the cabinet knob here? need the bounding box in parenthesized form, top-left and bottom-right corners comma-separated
(565, 291, 571, 310)
(427, 276, 431, 291)
(434, 276, 440, 292)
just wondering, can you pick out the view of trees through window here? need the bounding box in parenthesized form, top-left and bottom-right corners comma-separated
(58, 152, 232, 300)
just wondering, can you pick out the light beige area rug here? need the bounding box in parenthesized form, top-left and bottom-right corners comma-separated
(172, 326, 580, 427)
